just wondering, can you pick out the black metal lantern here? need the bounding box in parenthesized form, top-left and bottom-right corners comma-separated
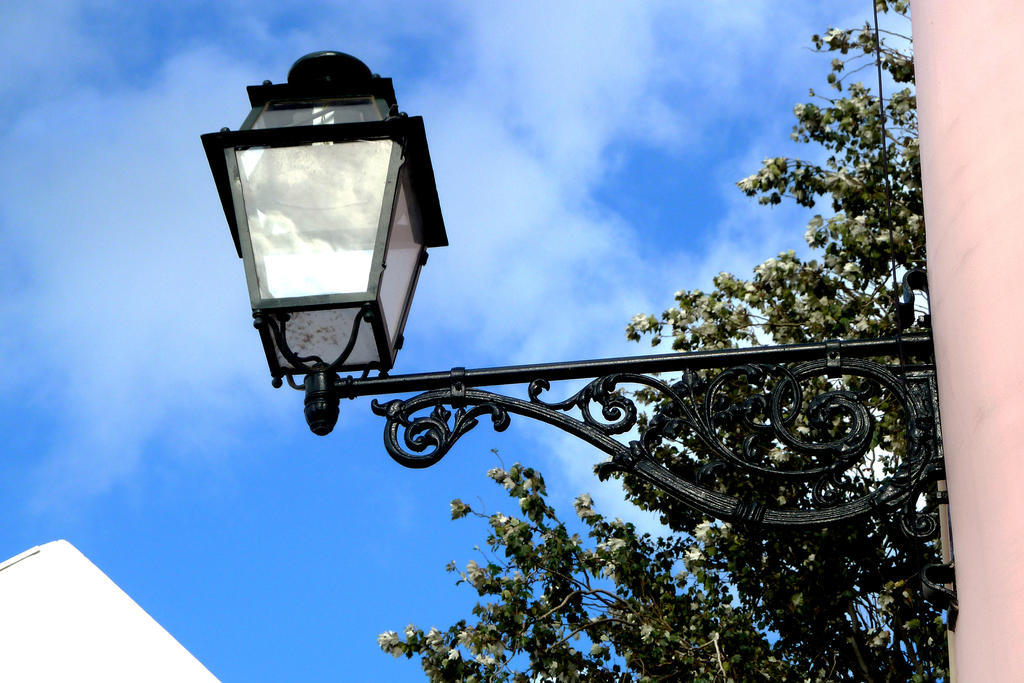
(202, 52, 447, 386)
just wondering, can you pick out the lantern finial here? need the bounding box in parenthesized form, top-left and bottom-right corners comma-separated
(288, 51, 373, 89)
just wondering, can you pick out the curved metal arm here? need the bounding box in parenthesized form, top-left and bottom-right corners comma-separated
(370, 355, 943, 534)
(338, 334, 949, 608)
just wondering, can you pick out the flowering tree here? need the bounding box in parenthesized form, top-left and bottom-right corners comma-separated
(380, 465, 794, 681)
(380, 3, 947, 680)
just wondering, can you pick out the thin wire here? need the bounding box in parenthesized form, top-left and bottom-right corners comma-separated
(871, 2, 909, 375)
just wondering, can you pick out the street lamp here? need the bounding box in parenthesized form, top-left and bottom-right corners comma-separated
(202, 52, 954, 616)
(201, 51, 447, 433)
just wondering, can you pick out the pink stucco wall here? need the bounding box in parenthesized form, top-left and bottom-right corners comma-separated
(912, 2, 1024, 679)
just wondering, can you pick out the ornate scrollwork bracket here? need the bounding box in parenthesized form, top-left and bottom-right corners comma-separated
(351, 334, 950, 606)
(371, 355, 942, 531)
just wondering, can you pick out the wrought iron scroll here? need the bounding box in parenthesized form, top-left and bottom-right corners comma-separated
(254, 304, 374, 388)
(370, 356, 944, 534)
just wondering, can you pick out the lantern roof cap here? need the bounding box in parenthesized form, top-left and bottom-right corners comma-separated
(245, 51, 396, 110)
(287, 52, 373, 88)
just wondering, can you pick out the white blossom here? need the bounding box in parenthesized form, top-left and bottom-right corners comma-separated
(599, 537, 627, 553)
(464, 560, 486, 588)
(450, 499, 468, 518)
(457, 629, 474, 648)
(630, 313, 658, 333)
(868, 629, 891, 648)
(377, 630, 402, 657)
(425, 627, 444, 648)
(737, 174, 759, 192)
(573, 493, 596, 519)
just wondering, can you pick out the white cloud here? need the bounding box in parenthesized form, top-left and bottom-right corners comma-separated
(0, 2, 104, 102)
(1, 49, 287, 507)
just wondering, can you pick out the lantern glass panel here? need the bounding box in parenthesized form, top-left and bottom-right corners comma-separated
(234, 139, 395, 301)
(251, 98, 385, 129)
(274, 309, 380, 368)
(378, 176, 425, 342)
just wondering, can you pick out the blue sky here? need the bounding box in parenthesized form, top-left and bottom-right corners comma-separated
(0, 1, 877, 679)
